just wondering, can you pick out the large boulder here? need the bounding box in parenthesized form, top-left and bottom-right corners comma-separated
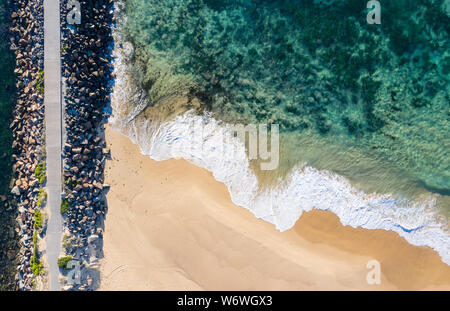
(11, 186, 21, 196)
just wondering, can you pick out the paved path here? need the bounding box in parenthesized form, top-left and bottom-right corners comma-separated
(44, 0, 62, 291)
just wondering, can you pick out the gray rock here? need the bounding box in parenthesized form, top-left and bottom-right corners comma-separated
(11, 186, 21, 196)
(87, 234, 99, 245)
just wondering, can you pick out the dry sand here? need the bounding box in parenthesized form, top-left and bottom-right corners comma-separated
(99, 126, 450, 290)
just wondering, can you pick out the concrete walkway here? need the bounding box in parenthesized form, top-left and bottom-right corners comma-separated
(44, 0, 62, 291)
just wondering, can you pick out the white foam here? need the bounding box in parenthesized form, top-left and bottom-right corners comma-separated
(110, 20, 450, 266)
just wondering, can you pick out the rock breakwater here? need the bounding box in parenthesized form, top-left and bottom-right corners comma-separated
(60, 0, 114, 291)
(8, 0, 45, 291)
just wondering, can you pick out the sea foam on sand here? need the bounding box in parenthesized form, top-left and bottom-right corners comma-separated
(109, 27, 450, 266)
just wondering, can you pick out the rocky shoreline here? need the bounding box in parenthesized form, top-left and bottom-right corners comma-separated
(60, 0, 114, 290)
(8, 0, 46, 291)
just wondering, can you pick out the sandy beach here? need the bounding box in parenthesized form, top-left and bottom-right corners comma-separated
(99, 125, 450, 291)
